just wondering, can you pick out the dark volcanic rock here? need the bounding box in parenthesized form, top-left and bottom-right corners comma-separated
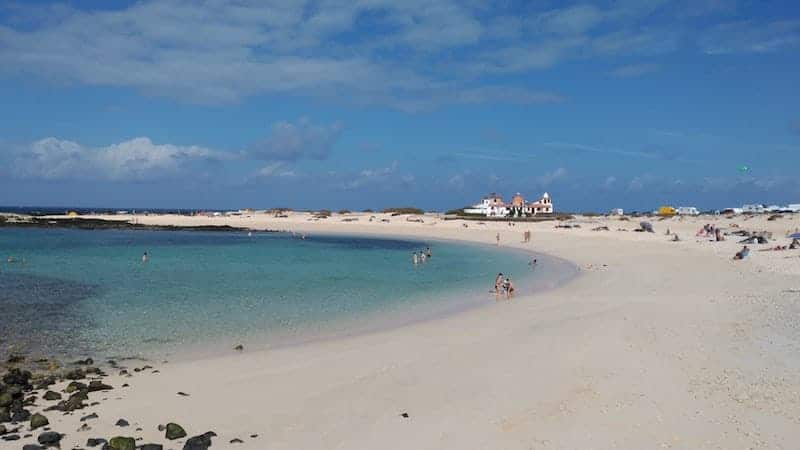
(2, 434, 20, 441)
(65, 381, 87, 393)
(182, 431, 215, 450)
(108, 436, 136, 450)
(230, 438, 244, 444)
(6, 354, 25, 364)
(30, 412, 49, 429)
(33, 376, 57, 390)
(73, 358, 94, 366)
(80, 412, 98, 421)
(139, 444, 163, 450)
(0, 406, 10, 422)
(165, 422, 187, 440)
(86, 437, 106, 447)
(88, 380, 113, 392)
(115, 418, 129, 427)
(37, 430, 62, 446)
(42, 391, 62, 401)
(64, 368, 86, 380)
(0, 392, 11, 408)
(11, 408, 31, 422)
(22, 444, 45, 450)
(233, 344, 244, 351)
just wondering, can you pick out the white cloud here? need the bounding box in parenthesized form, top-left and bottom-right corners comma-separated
(256, 162, 297, 178)
(14, 137, 225, 181)
(537, 167, 568, 186)
(342, 161, 399, 190)
(0, 0, 765, 110)
(250, 117, 342, 161)
(699, 20, 800, 54)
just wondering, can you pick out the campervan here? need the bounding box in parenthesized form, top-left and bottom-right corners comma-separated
(676, 206, 700, 216)
(657, 206, 676, 216)
(742, 204, 765, 214)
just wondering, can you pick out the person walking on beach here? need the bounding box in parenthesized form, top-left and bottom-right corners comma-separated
(496, 232, 501, 246)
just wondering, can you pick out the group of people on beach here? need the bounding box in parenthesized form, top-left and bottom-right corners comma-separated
(696, 223, 724, 242)
(494, 273, 515, 299)
(412, 247, 433, 265)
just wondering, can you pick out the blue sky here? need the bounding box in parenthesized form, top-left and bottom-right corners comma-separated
(1, 0, 799, 212)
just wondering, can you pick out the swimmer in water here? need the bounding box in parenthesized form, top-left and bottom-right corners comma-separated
(412, 252, 419, 265)
(529, 258, 538, 270)
(505, 277, 515, 299)
(142, 251, 149, 263)
(420, 251, 426, 263)
(425, 247, 432, 258)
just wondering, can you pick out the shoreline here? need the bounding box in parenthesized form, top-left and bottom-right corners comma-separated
(2, 211, 799, 449)
(1, 227, 578, 365)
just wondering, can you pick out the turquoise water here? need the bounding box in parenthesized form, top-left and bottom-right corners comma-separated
(0, 228, 573, 360)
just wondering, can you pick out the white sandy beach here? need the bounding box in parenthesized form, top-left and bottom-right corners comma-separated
(6, 212, 800, 449)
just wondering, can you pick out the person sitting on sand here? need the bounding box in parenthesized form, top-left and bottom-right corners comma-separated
(672, 234, 680, 242)
(733, 245, 750, 260)
(715, 228, 724, 242)
(789, 238, 800, 250)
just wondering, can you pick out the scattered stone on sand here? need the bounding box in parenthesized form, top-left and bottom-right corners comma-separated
(121, 384, 129, 388)
(12, 409, 32, 422)
(234, 344, 244, 351)
(2, 434, 20, 441)
(73, 358, 94, 366)
(6, 354, 25, 364)
(400, 412, 409, 418)
(250, 434, 258, 438)
(139, 444, 163, 450)
(64, 368, 86, 380)
(230, 438, 244, 444)
(42, 391, 62, 401)
(30, 412, 49, 429)
(157, 424, 166, 432)
(65, 381, 87, 393)
(86, 437, 107, 447)
(37, 430, 62, 446)
(88, 380, 113, 392)
(80, 412, 98, 421)
(177, 391, 190, 396)
(108, 435, 136, 450)
(165, 422, 187, 440)
(182, 431, 216, 450)
(77, 423, 91, 432)
(22, 444, 45, 450)
(115, 418, 130, 427)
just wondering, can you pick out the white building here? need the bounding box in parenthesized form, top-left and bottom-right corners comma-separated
(464, 192, 553, 217)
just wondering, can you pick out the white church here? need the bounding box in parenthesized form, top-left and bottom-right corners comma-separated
(464, 192, 553, 218)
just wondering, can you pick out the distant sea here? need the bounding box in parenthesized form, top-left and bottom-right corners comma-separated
(0, 228, 576, 361)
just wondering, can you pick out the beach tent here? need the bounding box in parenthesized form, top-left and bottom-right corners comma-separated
(789, 232, 800, 239)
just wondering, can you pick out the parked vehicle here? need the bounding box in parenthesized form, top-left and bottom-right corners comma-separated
(676, 206, 700, 216)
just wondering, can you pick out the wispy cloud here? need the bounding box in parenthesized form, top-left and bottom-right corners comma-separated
(609, 63, 660, 78)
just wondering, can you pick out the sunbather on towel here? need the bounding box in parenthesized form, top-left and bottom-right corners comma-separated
(733, 245, 750, 260)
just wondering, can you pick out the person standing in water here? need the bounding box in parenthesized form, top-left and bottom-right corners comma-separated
(425, 247, 432, 258)
(142, 251, 149, 263)
(505, 277, 515, 299)
(494, 272, 504, 296)
(420, 251, 427, 263)
(412, 252, 419, 265)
